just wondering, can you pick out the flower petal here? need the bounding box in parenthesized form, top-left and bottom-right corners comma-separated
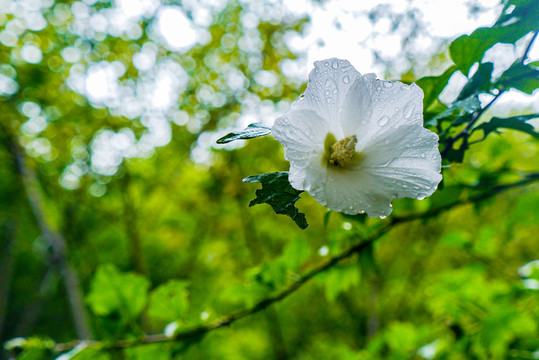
(365, 75, 424, 127)
(361, 124, 442, 199)
(293, 151, 328, 198)
(341, 74, 424, 150)
(314, 167, 393, 217)
(272, 109, 328, 190)
(309, 125, 441, 217)
(272, 59, 442, 218)
(291, 58, 361, 138)
(339, 76, 374, 137)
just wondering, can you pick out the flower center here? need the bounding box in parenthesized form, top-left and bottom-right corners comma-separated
(324, 133, 362, 168)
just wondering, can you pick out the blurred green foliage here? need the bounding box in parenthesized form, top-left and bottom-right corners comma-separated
(0, 0, 538, 359)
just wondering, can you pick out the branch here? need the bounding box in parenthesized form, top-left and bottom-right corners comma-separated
(441, 91, 504, 159)
(2, 126, 93, 340)
(441, 30, 538, 159)
(519, 30, 539, 65)
(53, 173, 539, 353)
(0, 222, 16, 340)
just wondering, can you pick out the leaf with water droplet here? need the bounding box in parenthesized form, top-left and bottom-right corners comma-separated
(243, 172, 308, 229)
(216, 123, 271, 144)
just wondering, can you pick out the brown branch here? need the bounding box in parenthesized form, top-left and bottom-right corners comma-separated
(3, 126, 93, 340)
(53, 173, 539, 354)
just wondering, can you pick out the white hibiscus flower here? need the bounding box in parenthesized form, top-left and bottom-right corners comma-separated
(272, 58, 442, 218)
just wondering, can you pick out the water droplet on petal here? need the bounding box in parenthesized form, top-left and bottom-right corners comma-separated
(342, 76, 350, 84)
(325, 90, 330, 95)
(377, 116, 389, 127)
(324, 61, 329, 67)
(332, 59, 339, 69)
(359, 210, 365, 214)
(380, 215, 387, 219)
(325, 79, 332, 88)
(403, 102, 414, 119)
(383, 81, 393, 88)
(326, 97, 332, 104)
(400, 84, 409, 90)
(420, 153, 426, 158)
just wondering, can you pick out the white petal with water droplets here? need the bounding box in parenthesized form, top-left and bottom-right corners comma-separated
(339, 76, 374, 137)
(272, 109, 328, 190)
(272, 58, 442, 217)
(291, 58, 361, 138)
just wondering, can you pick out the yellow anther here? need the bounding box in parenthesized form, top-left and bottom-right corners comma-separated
(329, 135, 357, 167)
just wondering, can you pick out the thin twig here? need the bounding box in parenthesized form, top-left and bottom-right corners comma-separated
(2, 125, 93, 340)
(441, 29, 539, 159)
(0, 222, 16, 340)
(441, 91, 504, 159)
(53, 173, 539, 353)
(519, 30, 539, 65)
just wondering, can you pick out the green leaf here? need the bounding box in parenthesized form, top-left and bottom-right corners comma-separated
(147, 280, 189, 324)
(216, 123, 271, 144)
(457, 62, 494, 100)
(320, 264, 360, 302)
(498, 62, 539, 94)
(473, 114, 539, 140)
(430, 96, 481, 125)
(450, 1, 538, 75)
(445, 145, 468, 163)
(86, 264, 150, 320)
(71, 348, 111, 360)
(125, 344, 171, 360)
(416, 65, 458, 111)
(18, 349, 48, 360)
(281, 237, 311, 270)
(243, 172, 308, 229)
